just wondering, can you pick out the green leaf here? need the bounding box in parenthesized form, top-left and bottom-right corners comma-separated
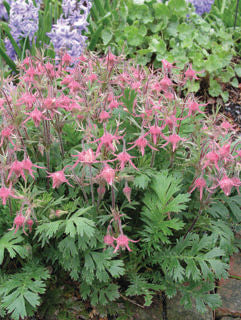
(0, 232, 28, 265)
(148, 37, 166, 53)
(0, 46, 17, 73)
(124, 25, 147, 46)
(234, 65, 241, 77)
(208, 78, 222, 97)
(101, 29, 113, 45)
(0, 263, 49, 320)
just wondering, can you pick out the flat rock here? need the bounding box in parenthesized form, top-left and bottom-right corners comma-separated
(216, 278, 241, 317)
(229, 253, 241, 277)
(220, 317, 241, 320)
(134, 293, 212, 320)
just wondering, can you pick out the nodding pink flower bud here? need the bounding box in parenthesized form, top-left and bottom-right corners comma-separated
(218, 175, 235, 196)
(23, 108, 49, 127)
(99, 110, 110, 122)
(184, 64, 200, 81)
(0, 186, 20, 205)
(148, 125, 162, 145)
(161, 59, 175, 73)
(203, 151, 220, 171)
(21, 157, 45, 179)
(26, 219, 34, 233)
(104, 234, 115, 247)
(7, 160, 25, 182)
(99, 165, 115, 186)
(48, 169, 73, 189)
(185, 99, 205, 116)
(128, 135, 158, 156)
(0, 126, 15, 147)
(113, 234, 139, 253)
(13, 214, 25, 234)
(123, 185, 131, 202)
(221, 121, 233, 132)
(231, 177, 241, 194)
(88, 73, 98, 83)
(62, 53, 72, 65)
(189, 177, 206, 200)
(115, 151, 137, 170)
(97, 185, 106, 197)
(159, 75, 173, 92)
(162, 134, 186, 152)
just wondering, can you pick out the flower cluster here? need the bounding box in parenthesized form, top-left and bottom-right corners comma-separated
(4, 0, 41, 60)
(47, 0, 92, 58)
(187, 0, 214, 15)
(0, 52, 240, 248)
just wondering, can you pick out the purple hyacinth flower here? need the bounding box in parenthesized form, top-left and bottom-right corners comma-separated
(47, 0, 92, 58)
(187, 0, 214, 15)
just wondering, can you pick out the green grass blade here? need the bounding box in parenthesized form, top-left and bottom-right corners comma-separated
(0, 46, 17, 73)
(1, 22, 22, 59)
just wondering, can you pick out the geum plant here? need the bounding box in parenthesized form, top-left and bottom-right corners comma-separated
(0, 51, 240, 319)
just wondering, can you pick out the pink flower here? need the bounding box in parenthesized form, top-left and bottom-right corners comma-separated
(7, 160, 26, 182)
(99, 110, 110, 122)
(113, 233, 139, 253)
(203, 151, 220, 171)
(185, 99, 205, 116)
(189, 177, 206, 200)
(104, 234, 115, 247)
(123, 184, 131, 202)
(48, 169, 72, 189)
(159, 75, 173, 92)
(92, 131, 121, 153)
(161, 59, 175, 73)
(0, 185, 20, 205)
(0, 126, 15, 147)
(218, 175, 235, 196)
(62, 53, 72, 65)
(148, 124, 162, 145)
(231, 177, 241, 194)
(12, 214, 25, 234)
(26, 219, 34, 233)
(22, 158, 45, 179)
(128, 135, 158, 156)
(23, 108, 49, 127)
(161, 134, 186, 152)
(218, 144, 233, 163)
(184, 64, 202, 81)
(114, 151, 137, 170)
(72, 148, 99, 168)
(99, 164, 115, 186)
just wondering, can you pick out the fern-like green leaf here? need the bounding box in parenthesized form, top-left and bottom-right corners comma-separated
(0, 263, 49, 320)
(0, 232, 28, 265)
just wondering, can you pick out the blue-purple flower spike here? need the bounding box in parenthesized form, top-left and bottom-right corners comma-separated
(4, 0, 41, 60)
(187, 0, 214, 15)
(47, 0, 92, 58)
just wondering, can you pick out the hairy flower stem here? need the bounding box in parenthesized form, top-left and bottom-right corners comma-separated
(111, 186, 115, 209)
(150, 150, 156, 168)
(43, 120, 51, 190)
(184, 193, 212, 239)
(57, 129, 64, 159)
(8, 198, 13, 216)
(89, 166, 95, 206)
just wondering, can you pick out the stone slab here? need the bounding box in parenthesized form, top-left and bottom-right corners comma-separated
(134, 293, 212, 320)
(217, 278, 241, 317)
(229, 253, 241, 278)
